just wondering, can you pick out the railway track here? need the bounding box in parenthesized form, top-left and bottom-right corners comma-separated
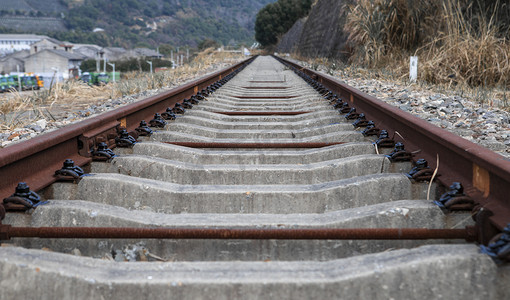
(0, 56, 509, 299)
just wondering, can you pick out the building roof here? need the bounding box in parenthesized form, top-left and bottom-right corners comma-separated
(32, 37, 66, 46)
(0, 56, 23, 63)
(73, 44, 102, 50)
(0, 34, 48, 40)
(1, 49, 29, 60)
(133, 47, 163, 58)
(105, 47, 127, 54)
(73, 46, 102, 59)
(48, 49, 85, 60)
(26, 49, 85, 61)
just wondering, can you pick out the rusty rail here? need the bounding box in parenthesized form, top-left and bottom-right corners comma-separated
(275, 55, 510, 235)
(0, 57, 256, 201)
(0, 225, 475, 241)
(165, 142, 345, 148)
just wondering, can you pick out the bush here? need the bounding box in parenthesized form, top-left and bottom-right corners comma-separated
(344, 0, 510, 87)
(198, 39, 220, 50)
(255, 0, 312, 47)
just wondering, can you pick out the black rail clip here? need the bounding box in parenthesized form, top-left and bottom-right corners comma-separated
(149, 113, 167, 128)
(173, 103, 186, 114)
(189, 95, 200, 104)
(345, 108, 360, 120)
(196, 92, 205, 100)
(115, 129, 137, 148)
(386, 142, 412, 162)
(3, 182, 45, 211)
(325, 92, 335, 101)
(434, 182, 475, 211)
(352, 113, 370, 128)
(182, 99, 194, 109)
(361, 121, 380, 137)
(92, 142, 116, 161)
(406, 159, 436, 182)
(338, 103, 351, 114)
(0, 202, 5, 221)
(55, 159, 85, 181)
(481, 223, 510, 264)
(375, 130, 395, 148)
(161, 108, 176, 120)
(328, 96, 339, 104)
(135, 120, 153, 136)
(332, 99, 344, 109)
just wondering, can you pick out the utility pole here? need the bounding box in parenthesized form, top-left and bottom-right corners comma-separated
(146, 60, 153, 74)
(96, 51, 102, 72)
(107, 62, 116, 82)
(103, 58, 107, 73)
(16, 65, 21, 90)
(186, 48, 189, 61)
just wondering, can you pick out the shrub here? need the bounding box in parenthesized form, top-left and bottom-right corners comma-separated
(344, 0, 510, 87)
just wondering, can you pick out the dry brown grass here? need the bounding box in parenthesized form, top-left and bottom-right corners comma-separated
(113, 49, 246, 98)
(0, 49, 246, 131)
(344, 0, 510, 90)
(420, 1, 510, 87)
(0, 80, 112, 130)
(292, 52, 510, 110)
(344, 0, 440, 67)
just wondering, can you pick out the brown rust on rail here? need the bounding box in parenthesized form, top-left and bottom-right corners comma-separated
(213, 111, 311, 116)
(165, 142, 345, 148)
(1, 225, 476, 241)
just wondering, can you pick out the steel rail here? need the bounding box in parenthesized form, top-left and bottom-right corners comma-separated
(0, 57, 256, 201)
(0, 225, 475, 241)
(276, 56, 510, 233)
(164, 142, 345, 148)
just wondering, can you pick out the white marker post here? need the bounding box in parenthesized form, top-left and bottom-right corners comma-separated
(146, 61, 153, 74)
(410, 56, 418, 83)
(107, 63, 115, 82)
(16, 65, 21, 90)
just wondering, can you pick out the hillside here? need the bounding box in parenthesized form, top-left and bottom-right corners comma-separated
(276, 0, 352, 59)
(275, 0, 510, 89)
(0, 0, 275, 48)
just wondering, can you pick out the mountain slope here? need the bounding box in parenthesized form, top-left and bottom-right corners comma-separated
(0, 0, 276, 48)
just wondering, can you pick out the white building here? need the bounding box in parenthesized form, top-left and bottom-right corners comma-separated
(0, 34, 48, 56)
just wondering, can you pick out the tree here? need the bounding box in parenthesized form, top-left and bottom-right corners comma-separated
(158, 44, 175, 56)
(255, 0, 312, 47)
(198, 38, 220, 50)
